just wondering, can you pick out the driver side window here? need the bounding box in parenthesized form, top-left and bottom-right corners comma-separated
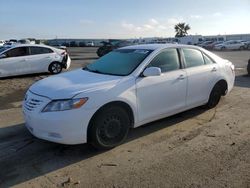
(148, 49, 180, 73)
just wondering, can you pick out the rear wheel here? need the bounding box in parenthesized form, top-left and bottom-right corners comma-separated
(206, 84, 222, 109)
(49, 62, 62, 74)
(89, 105, 130, 150)
(239, 46, 244, 50)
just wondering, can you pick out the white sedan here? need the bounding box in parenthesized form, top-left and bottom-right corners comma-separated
(23, 44, 235, 149)
(0, 40, 5, 47)
(0, 44, 71, 78)
(214, 40, 245, 50)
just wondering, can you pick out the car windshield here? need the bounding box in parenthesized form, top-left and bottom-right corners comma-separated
(85, 49, 152, 76)
(0, 47, 10, 53)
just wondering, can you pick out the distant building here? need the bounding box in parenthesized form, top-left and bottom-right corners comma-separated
(46, 33, 250, 47)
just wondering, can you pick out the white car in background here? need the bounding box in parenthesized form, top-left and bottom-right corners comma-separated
(0, 40, 5, 47)
(23, 44, 235, 149)
(86, 41, 94, 47)
(214, 40, 245, 50)
(0, 44, 71, 78)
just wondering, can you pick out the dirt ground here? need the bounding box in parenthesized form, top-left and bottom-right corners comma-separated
(0, 47, 249, 188)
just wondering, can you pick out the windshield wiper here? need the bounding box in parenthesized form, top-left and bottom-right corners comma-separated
(83, 67, 103, 74)
(83, 66, 122, 76)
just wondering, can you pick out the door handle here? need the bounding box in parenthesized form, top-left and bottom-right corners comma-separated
(211, 67, 217, 72)
(178, 74, 185, 80)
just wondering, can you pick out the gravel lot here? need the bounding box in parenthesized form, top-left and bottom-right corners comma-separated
(0, 47, 249, 188)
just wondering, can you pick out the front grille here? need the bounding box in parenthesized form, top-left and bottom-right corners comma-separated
(23, 91, 49, 113)
(24, 98, 43, 112)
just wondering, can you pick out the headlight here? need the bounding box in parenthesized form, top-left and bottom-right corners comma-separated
(42, 98, 88, 112)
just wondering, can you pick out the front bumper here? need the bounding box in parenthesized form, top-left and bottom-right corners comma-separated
(22, 91, 94, 145)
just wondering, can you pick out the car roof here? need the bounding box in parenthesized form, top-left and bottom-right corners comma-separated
(121, 43, 202, 51)
(8, 44, 51, 48)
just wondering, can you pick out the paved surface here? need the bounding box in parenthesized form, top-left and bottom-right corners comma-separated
(0, 47, 249, 188)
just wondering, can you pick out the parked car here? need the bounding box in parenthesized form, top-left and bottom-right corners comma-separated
(23, 44, 235, 149)
(236, 40, 248, 49)
(206, 41, 223, 50)
(50, 45, 67, 51)
(0, 44, 71, 77)
(244, 41, 250, 50)
(9, 39, 18, 43)
(198, 41, 213, 49)
(86, 41, 94, 47)
(96, 40, 134, 57)
(0, 40, 5, 47)
(70, 41, 78, 47)
(18, 39, 31, 44)
(3, 42, 15, 47)
(214, 40, 245, 50)
(79, 42, 86, 47)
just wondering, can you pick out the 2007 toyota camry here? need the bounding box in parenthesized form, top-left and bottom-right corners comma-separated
(23, 44, 235, 149)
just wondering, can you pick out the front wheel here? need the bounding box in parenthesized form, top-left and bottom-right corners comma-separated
(206, 85, 222, 109)
(89, 105, 130, 150)
(48, 62, 62, 74)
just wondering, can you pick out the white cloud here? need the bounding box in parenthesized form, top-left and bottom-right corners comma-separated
(213, 12, 222, 17)
(121, 18, 169, 33)
(120, 18, 179, 37)
(167, 17, 184, 25)
(149, 18, 159, 26)
(143, 24, 154, 30)
(190, 15, 202, 19)
(80, 19, 94, 25)
(121, 22, 135, 30)
(158, 25, 167, 30)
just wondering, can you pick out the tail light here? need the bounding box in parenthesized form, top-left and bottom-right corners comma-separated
(230, 63, 235, 73)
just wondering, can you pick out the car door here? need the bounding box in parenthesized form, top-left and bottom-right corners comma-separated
(0, 47, 30, 77)
(230, 41, 240, 50)
(136, 48, 187, 122)
(182, 48, 219, 108)
(27, 46, 54, 73)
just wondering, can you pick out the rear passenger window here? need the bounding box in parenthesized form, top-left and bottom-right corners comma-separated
(148, 49, 180, 73)
(5, 47, 29, 58)
(203, 53, 214, 64)
(30, 47, 53, 55)
(183, 48, 205, 68)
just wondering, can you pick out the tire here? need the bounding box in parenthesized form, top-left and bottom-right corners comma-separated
(96, 47, 105, 57)
(89, 105, 130, 150)
(206, 84, 222, 109)
(239, 46, 244, 50)
(221, 46, 226, 51)
(48, 62, 62, 74)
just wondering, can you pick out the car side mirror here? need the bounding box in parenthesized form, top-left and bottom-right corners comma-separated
(143, 67, 161, 77)
(0, 54, 6, 59)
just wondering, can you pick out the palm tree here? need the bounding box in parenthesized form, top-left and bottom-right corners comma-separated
(174, 23, 191, 37)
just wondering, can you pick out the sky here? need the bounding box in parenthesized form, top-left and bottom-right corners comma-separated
(0, 0, 250, 39)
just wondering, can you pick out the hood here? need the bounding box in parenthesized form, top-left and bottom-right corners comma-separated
(30, 69, 122, 99)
